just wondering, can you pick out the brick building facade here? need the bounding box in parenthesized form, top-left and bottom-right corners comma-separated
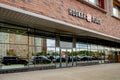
(0, 0, 120, 73)
(0, 0, 120, 38)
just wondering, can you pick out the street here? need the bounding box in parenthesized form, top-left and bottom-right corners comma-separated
(0, 63, 120, 80)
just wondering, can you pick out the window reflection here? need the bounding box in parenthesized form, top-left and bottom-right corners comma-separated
(0, 26, 120, 71)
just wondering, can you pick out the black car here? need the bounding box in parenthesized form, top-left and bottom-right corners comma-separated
(53, 56, 66, 62)
(32, 56, 51, 64)
(2, 56, 28, 65)
(73, 56, 83, 61)
(53, 56, 74, 63)
(80, 56, 92, 61)
(47, 56, 55, 61)
(91, 56, 99, 60)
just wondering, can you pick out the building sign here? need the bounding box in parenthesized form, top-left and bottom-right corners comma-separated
(68, 9, 101, 24)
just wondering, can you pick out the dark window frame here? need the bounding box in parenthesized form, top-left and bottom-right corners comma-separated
(111, 0, 120, 19)
(77, 0, 107, 13)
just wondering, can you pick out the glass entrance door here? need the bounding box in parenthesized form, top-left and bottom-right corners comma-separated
(98, 50, 105, 63)
(61, 48, 73, 67)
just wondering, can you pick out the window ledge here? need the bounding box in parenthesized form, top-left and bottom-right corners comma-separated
(77, 0, 107, 13)
(111, 15, 120, 20)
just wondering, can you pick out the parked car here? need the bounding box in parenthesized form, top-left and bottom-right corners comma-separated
(32, 56, 51, 64)
(67, 56, 72, 62)
(47, 56, 55, 61)
(75, 55, 83, 61)
(2, 56, 28, 65)
(80, 56, 92, 61)
(91, 56, 100, 60)
(53, 56, 73, 63)
(53, 56, 66, 62)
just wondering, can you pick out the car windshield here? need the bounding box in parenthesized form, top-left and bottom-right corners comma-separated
(41, 56, 48, 59)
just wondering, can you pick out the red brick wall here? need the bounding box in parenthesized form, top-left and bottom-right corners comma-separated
(0, 0, 120, 37)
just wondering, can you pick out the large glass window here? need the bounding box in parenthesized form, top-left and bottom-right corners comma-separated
(104, 47, 111, 62)
(47, 39, 55, 53)
(0, 23, 120, 71)
(89, 44, 99, 63)
(112, 0, 120, 18)
(76, 42, 89, 64)
(113, 6, 120, 18)
(60, 41, 73, 67)
(0, 28, 28, 69)
(0, 26, 57, 70)
(84, 0, 106, 9)
(117, 48, 120, 62)
(29, 37, 56, 67)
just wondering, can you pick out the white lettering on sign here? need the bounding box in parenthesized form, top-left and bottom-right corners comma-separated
(68, 9, 101, 24)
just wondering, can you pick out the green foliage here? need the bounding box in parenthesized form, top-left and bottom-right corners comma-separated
(31, 52, 36, 56)
(36, 52, 44, 56)
(36, 52, 49, 56)
(35, 50, 99, 57)
(68, 50, 99, 56)
(6, 50, 11, 56)
(6, 50, 17, 56)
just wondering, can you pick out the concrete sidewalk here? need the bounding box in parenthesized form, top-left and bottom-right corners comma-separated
(0, 63, 120, 80)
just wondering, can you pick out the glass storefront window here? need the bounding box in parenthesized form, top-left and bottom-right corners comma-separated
(35, 37, 42, 46)
(0, 24, 120, 71)
(76, 42, 87, 49)
(0, 31, 28, 69)
(0, 32, 9, 43)
(91, 44, 97, 50)
(47, 39, 55, 56)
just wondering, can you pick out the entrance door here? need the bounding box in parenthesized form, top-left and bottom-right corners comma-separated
(98, 50, 105, 63)
(61, 48, 73, 67)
